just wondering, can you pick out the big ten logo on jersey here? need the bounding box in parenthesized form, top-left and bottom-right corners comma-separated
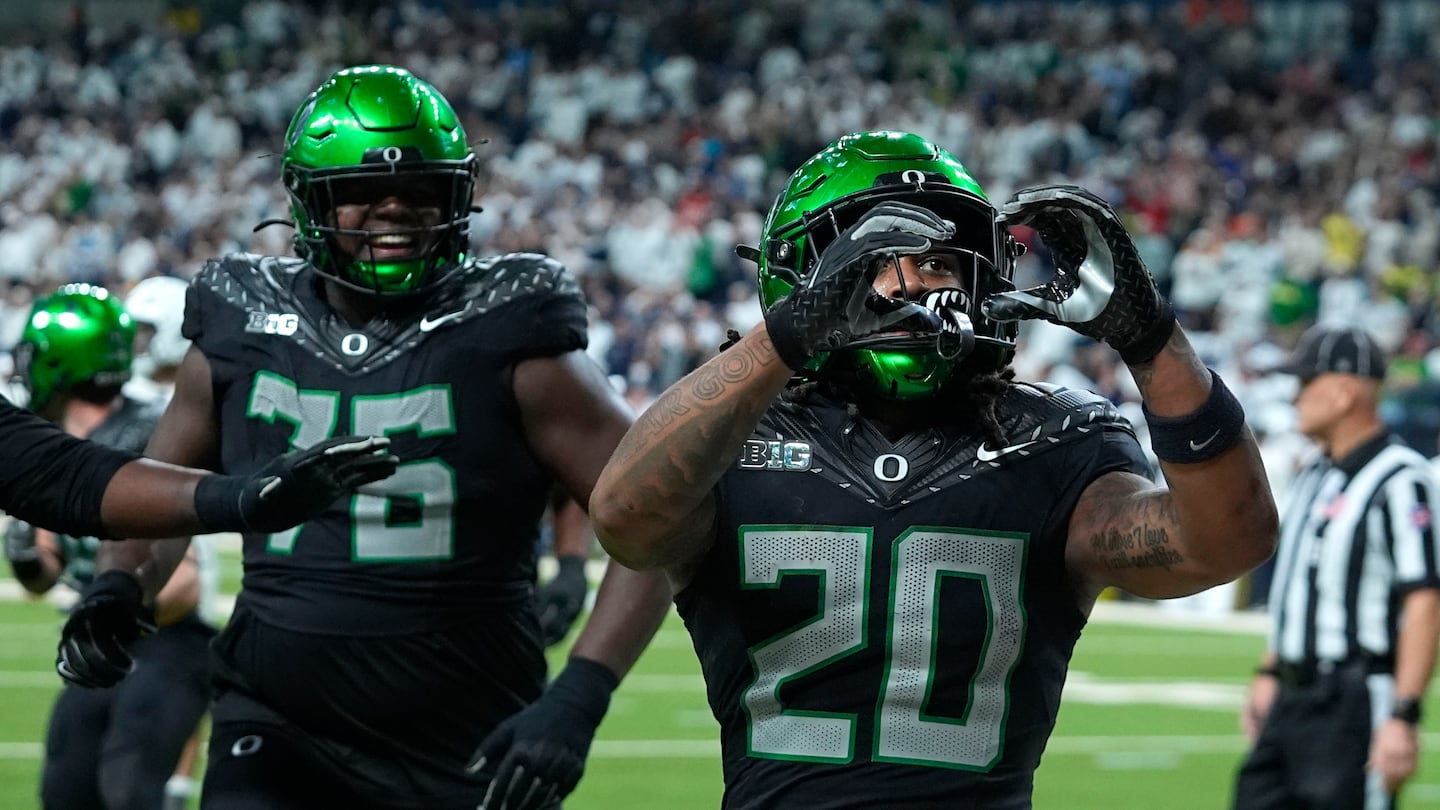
(738, 439, 812, 471)
(246, 311, 300, 337)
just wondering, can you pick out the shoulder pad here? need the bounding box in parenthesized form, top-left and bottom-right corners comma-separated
(193, 253, 306, 313)
(460, 253, 582, 309)
(985, 383, 1135, 459)
(417, 254, 587, 356)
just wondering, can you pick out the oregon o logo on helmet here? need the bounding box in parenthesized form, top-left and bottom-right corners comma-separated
(381, 146, 403, 164)
(902, 169, 926, 187)
(874, 453, 909, 482)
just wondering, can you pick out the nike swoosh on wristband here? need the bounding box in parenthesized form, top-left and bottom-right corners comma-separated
(419, 310, 467, 332)
(975, 440, 1038, 462)
(1189, 430, 1222, 451)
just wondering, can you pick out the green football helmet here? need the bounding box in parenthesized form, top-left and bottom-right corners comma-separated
(14, 283, 135, 415)
(752, 130, 1019, 399)
(281, 65, 478, 296)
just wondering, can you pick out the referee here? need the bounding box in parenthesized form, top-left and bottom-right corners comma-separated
(1233, 326, 1440, 810)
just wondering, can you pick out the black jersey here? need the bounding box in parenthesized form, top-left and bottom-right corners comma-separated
(185, 252, 587, 636)
(0, 396, 136, 539)
(674, 383, 1150, 810)
(185, 253, 588, 804)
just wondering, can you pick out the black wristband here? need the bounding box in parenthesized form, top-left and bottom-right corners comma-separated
(1142, 369, 1245, 465)
(555, 555, 587, 578)
(1254, 665, 1278, 678)
(551, 656, 620, 724)
(1115, 299, 1176, 366)
(763, 305, 813, 371)
(191, 474, 251, 533)
(1392, 697, 1423, 725)
(85, 568, 145, 602)
(8, 558, 43, 581)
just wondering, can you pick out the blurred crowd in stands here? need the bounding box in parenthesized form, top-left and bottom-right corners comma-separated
(2, 0, 1439, 510)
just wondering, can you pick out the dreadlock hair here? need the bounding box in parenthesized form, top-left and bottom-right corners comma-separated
(956, 366, 1015, 448)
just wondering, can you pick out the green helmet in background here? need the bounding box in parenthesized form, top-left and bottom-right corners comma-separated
(281, 65, 478, 296)
(14, 283, 135, 415)
(753, 131, 1019, 400)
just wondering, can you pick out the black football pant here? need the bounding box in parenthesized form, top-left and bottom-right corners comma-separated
(1232, 664, 1393, 810)
(200, 606, 554, 810)
(41, 613, 214, 810)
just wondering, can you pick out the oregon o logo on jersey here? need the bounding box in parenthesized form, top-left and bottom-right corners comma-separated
(873, 453, 909, 482)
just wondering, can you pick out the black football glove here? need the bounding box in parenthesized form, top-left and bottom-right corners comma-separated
(764, 201, 955, 370)
(193, 435, 398, 534)
(535, 556, 588, 647)
(467, 657, 618, 810)
(56, 570, 156, 689)
(983, 184, 1175, 365)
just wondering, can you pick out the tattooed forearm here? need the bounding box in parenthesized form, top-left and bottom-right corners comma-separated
(606, 332, 790, 509)
(692, 338, 776, 400)
(1128, 327, 1202, 391)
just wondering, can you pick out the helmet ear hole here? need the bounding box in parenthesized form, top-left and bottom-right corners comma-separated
(767, 240, 795, 265)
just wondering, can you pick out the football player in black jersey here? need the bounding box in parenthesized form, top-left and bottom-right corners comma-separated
(3, 284, 217, 810)
(65, 65, 672, 810)
(591, 131, 1280, 809)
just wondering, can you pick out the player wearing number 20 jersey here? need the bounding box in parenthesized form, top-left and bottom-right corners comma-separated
(676, 385, 1148, 808)
(591, 131, 1278, 809)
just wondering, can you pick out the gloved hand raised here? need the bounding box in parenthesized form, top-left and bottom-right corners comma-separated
(194, 435, 398, 534)
(765, 202, 954, 370)
(55, 570, 156, 689)
(983, 184, 1175, 365)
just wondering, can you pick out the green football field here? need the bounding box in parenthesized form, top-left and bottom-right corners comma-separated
(6, 565, 1440, 809)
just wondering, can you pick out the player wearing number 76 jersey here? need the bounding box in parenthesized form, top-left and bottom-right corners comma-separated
(591, 131, 1279, 808)
(71, 65, 672, 810)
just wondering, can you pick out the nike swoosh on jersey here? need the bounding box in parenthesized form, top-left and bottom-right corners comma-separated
(975, 440, 1039, 462)
(419, 309, 467, 332)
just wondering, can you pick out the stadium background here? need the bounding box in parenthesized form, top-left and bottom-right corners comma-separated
(2, 0, 1440, 806)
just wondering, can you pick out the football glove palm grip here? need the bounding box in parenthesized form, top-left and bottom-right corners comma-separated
(56, 570, 156, 689)
(765, 202, 955, 370)
(985, 185, 1175, 365)
(193, 435, 398, 534)
(468, 657, 618, 810)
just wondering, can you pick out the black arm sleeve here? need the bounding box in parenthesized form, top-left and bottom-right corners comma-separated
(0, 395, 137, 538)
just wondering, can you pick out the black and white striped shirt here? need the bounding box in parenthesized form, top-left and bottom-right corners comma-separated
(1269, 432, 1440, 665)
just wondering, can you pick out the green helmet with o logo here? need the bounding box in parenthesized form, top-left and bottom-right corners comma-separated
(752, 131, 1019, 399)
(282, 65, 477, 296)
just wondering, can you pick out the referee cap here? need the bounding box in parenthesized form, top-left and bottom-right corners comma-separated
(1282, 326, 1387, 381)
